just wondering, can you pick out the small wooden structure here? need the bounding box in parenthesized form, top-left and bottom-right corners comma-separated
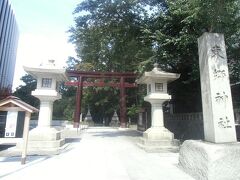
(0, 96, 38, 164)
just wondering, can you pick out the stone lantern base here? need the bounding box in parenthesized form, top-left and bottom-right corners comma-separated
(138, 127, 179, 152)
(16, 127, 65, 155)
(109, 111, 120, 127)
(83, 110, 94, 126)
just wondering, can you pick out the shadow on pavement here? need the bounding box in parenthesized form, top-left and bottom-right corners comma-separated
(65, 137, 81, 143)
(0, 155, 50, 163)
(0, 145, 15, 151)
(0, 156, 51, 179)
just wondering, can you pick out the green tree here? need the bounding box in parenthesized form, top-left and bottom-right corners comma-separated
(140, 0, 240, 112)
(13, 74, 75, 120)
(53, 86, 76, 120)
(68, 0, 150, 121)
(68, 0, 240, 114)
(68, 0, 149, 72)
(13, 74, 39, 108)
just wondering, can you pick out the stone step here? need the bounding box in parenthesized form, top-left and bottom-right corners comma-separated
(137, 142, 179, 153)
(137, 137, 180, 153)
(139, 137, 180, 146)
(17, 139, 65, 149)
(6, 142, 70, 156)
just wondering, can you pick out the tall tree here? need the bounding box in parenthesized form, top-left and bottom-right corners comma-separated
(13, 74, 39, 108)
(69, 0, 240, 114)
(69, 0, 148, 72)
(140, 0, 240, 112)
(68, 0, 149, 120)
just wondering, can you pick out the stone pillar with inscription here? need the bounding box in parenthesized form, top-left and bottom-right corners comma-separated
(199, 33, 237, 143)
(179, 33, 240, 180)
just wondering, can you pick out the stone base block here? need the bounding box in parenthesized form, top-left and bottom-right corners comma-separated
(28, 127, 62, 141)
(138, 127, 179, 152)
(17, 139, 65, 149)
(16, 127, 65, 155)
(143, 127, 174, 140)
(7, 143, 68, 156)
(138, 138, 179, 152)
(179, 140, 240, 180)
(16, 139, 65, 155)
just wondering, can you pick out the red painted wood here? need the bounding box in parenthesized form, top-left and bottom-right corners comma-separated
(73, 76, 83, 128)
(67, 70, 137, 78)
(67, 70, 137, 128)
(65, 81, 137, 88)
(120, 77, 127, 128)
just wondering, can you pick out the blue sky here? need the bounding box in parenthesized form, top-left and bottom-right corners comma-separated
(10, 0, 82, 89)
(11, 0, 80, 34)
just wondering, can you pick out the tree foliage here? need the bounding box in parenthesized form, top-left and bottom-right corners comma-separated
(52, 86, 77, 120)
(139, 0, 240, 112)
(69, 0, 149, 72)
(68, 0, 149, 120)
(13, 74, 39, 108)
(68, 0, 240, 113)
(14, 0, 240, 119)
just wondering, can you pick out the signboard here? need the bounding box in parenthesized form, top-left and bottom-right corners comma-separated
(5, 111, 18, 137)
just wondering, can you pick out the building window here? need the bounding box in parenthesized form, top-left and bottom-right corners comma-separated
(155, 83, 163, 92)
(42, 78, 52, 88)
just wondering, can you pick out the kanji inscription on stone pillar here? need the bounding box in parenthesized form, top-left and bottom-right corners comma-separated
(198, 33, 237, 143)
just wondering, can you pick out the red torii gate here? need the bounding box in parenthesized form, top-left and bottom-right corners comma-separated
(65, 70, 137, 128)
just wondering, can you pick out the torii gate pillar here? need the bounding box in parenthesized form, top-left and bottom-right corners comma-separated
(67, 71, 137, 128)
(120, 77, 127, 127)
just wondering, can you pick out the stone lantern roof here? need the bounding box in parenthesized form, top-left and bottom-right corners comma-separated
(23, 60, 68, 81)
(136, 63, 180, 84)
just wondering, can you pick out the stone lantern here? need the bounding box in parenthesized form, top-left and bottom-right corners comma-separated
(22, 60, 68, 154)
(84, 107, 94, 126)
(136, 63, 180, 152)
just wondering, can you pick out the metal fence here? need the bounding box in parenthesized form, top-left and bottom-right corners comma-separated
(138, 109, 240, 141)
(164, 112, 203, 122)
(164, 109, 240, 125)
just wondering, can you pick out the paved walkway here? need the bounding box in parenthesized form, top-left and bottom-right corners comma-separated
(0, 127, 194, 180)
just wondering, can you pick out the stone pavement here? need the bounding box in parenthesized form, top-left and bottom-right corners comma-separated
(0, 127, 194, 180)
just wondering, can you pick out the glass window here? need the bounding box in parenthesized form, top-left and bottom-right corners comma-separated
(155, 83, 163, 92)
(42, 78, 52, 88)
